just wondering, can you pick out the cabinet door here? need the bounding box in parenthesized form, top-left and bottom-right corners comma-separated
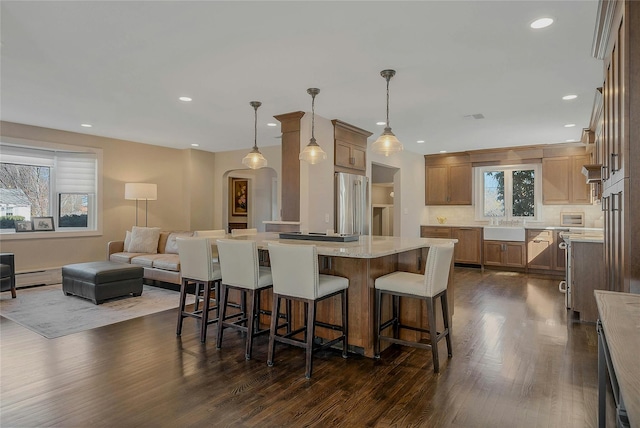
(335, 140, 354, 169)
(527, 230, 553, 270)
(483, 241, 504, 266)
(571, 154, 592, 204)
(351, 144, 367, 171)
(425, 166, 448, 205)
(452, 227, 482, 264)
(448, 164, 472, 205)
(542, 157, 571, 204)
(504, 243, 526, 267)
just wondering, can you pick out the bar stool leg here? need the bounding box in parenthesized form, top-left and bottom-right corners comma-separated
(176, 279, 188, 336)
(245, 289, 258, 360)
(200, 280, 211, 343)
(305, 300, 316, 379)
(441, 291, 452, 357)
(267, 293, 282, 367)
(342, 289, 348, 358)
(375, 289, 383, 358)
(216, 284, 229, 349)
(426, 296, 439, 373)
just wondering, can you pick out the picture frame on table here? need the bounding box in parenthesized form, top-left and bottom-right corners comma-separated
(15, 220, 34, 232)
(231, 178, 248, 216)
(32, 216, 55, 231)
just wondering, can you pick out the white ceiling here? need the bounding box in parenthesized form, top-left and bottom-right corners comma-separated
(0, 1, 603, 156)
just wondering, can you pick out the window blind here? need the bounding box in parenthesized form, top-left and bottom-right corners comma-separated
(55, 152, 97, 194)
(0, 144, 55, 167)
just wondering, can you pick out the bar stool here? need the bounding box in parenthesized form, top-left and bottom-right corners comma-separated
(231, 228, 257, 237)
(267, 242, 349, 379)
(216, 238, 273, 360)
(176, 237, 222, 343)
(374, 243, 454, 373)
(192, 230, 225, 309)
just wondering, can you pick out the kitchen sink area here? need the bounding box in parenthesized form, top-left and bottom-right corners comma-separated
(483, 226, 525, 242)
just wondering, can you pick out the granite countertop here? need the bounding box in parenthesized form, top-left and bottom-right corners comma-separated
(559, 230, 604, 243)
(233, 232, 458, 259)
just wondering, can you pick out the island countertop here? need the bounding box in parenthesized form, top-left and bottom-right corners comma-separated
(231, 232, 458, 259)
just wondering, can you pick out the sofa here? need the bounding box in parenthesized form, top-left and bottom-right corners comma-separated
(107, 228, 225, 286)
(108, 229, 189, 285)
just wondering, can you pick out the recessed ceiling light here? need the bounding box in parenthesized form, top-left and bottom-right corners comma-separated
(81, 123, 92, 128)
(376, 121, 386, 126)
(530, 17, 553, 29)
(564, 123, 576, 128)
(562, 94, 578, 100)
(440, 150, 447, 153)
(417, 140, 425, 144)
(565, 139, 576, 142)
(191, 143, 199, 147)
(267, 123, 277, 127)
(179, 96, 192, 102)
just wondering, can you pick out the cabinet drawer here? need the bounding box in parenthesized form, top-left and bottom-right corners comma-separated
(527, 229, 553, 242)
(420, 226, 452, 239)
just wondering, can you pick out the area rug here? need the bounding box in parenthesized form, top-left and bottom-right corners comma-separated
(0, 284, 194, 339)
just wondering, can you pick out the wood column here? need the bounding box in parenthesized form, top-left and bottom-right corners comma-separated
(274, 111, 305, 222)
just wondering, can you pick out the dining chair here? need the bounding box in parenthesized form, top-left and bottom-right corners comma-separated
(374, 243, 454, 373)
(176, 237, 222, 343)
(215, 238, 274, 360)
(267, 242, 349, 379)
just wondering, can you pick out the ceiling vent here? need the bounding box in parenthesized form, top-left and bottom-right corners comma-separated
(464, 113, 485, 120)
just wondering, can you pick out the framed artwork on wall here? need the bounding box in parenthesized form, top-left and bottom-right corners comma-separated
(231, 178, 248, 216)
(32, 216, 55, 231)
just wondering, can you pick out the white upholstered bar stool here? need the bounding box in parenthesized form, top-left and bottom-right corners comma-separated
(215, 238, 273, 360)
(176, 237, 222, 343)
(267, 242, 349, 379)
(230, 228, 257, 237)
(374, 243, 454, 373)
(192, 230, 226, 311)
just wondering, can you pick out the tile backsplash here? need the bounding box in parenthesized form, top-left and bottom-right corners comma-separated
(422, 203, 603, 228)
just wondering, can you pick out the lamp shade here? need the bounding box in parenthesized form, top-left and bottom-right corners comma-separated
(299, 139, 327, 165)
(371, 128, 403, 157)
(242, 147, 268, 169)
(125, 183, 157, 200)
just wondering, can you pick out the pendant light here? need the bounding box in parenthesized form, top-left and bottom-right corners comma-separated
(371, 69, 403, 157)
(299, 88, 327, 164)
(242, 101, 268, 169)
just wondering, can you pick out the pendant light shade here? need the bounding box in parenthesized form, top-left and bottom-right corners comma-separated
(299, 88, 327, 165)
(371, 69, 403, 157)
(242, 101, 268, 169)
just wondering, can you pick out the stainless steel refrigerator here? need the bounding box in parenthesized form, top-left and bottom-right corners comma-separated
(335, 172, 370, 235)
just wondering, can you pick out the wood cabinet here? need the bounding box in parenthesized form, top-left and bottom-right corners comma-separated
(451, 227, 482, 265)
(483, 241, 525, 268)
(420, 226, 482, 266)
(526, 229, 566, 273)
(332, 120, 372, 175)
(542, 154, 591, 204)
(424, 154, 472, 205)
(571, 240, 606, 323)
(592, 0, 639, 294)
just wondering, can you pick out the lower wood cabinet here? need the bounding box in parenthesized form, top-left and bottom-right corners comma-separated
(420, 225, 482, 266)
(526, 229, 566, 273)
(483, 241, 526, 268)
(571, 240, 605, 323)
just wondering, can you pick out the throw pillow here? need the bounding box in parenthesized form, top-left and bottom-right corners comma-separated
(127, 226, 161, 253)
(164, 231, 193, 254)
(124, 230, 131, 252)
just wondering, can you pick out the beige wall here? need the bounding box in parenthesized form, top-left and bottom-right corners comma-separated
(0, 121, 217, 272)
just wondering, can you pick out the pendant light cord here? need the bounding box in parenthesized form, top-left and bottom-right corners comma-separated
(386, 76, 390, 129)
(253, 104, 258, 150)
(311, 92, 316, 140)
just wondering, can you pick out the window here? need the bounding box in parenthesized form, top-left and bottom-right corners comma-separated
(0, 143, 99, 234)
(474, 164, 541, 222)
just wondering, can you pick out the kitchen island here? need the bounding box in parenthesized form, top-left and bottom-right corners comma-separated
(232, 233, 458, 357)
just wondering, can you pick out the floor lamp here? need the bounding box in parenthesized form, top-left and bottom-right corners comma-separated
(125, 183, 157, 227)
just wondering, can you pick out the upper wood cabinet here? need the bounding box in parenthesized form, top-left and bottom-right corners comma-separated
(542, 154, 591, 205)
(424, 154, 472, 205)
(332, 120, 372, 175)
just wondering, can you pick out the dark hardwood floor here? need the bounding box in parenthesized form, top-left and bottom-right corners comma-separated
(1, 268, 609, 427)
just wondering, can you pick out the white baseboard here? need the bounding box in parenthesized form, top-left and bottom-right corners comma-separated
(16, 268, 62, 287)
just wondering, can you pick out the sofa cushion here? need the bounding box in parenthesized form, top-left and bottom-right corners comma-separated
(127, 227, 161, 253)
(152, 254, 181, 272)
(130, 254, 167, 268)
(110, 252, 147, 264)
(164, 232, 193, 254)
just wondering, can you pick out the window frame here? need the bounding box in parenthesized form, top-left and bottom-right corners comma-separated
(0, 137, 103, 240)
(474, 163, 542, 222)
